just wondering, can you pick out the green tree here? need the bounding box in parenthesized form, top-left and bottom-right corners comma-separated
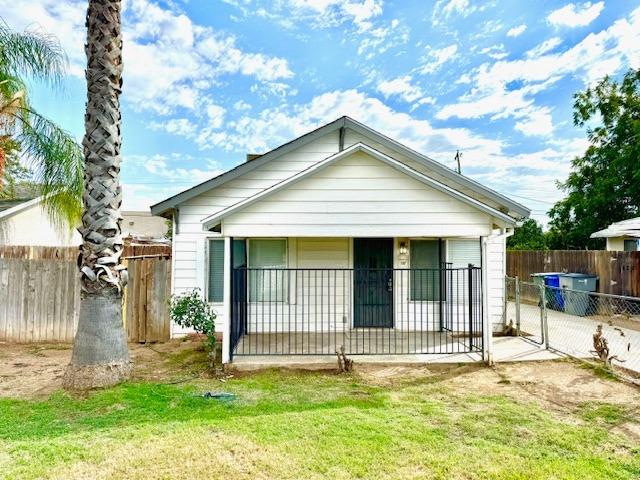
(0, 20, 83, 227)
(547, 68, 640, 249)
(63, 0, 131, 390)
(507, 218, 547, 250)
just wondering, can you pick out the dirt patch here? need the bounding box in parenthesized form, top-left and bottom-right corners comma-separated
(357, 359, 640, 419)
(0, 339, 209, 399)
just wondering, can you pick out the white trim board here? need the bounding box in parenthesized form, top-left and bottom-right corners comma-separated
(201, 143, 516, 229)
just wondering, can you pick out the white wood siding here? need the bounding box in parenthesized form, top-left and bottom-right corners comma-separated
(342, 130, 504, 214)
(223, 151, 492, 237)
(485, 235, 507, 331)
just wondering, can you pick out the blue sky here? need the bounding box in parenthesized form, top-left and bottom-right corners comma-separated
(3, 0, 640, 224)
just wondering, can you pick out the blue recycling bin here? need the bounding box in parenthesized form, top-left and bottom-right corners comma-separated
(530, 273, 565, 310)
(543, 275, 565, 310)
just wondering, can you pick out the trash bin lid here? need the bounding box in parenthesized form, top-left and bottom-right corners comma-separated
(530, 272, 564, 277)
(560, 273, 598, 279)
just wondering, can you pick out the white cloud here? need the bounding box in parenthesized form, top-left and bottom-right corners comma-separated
(506, 24, 527, 37)
(205, 104, 226, 129)
(356, 18, 409, 58)
(547, 2, 604, 28)
(525, 37, 562, 58)
(514, 107, 554, 136)
(1, 0, 293, 115)
(149, 118, 197, 137)
(142, 155, 222, 182)
(120, 154, 225, 210)
(419, 44, 458, 74)
(480, 44, 508, 60)
(233, 100, 252, 111)
(437, 7, 640, 135)
(376, 76, 424, 103)
(252, 0, 384, 31)
(196, 89, 504, 160)
(432, 0, 475, 25)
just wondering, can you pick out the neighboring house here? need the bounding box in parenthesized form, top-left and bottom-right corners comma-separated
(151, 117, 530, 363)
(0, 197, 81, 246)
(591, 217, 640, 251)
(122, 210, 168, 239)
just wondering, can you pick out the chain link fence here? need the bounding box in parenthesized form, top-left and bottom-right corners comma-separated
(504, 276, 640, 374)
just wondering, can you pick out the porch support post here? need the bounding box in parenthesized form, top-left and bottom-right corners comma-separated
(222, 236, 232, 364)
(480, 236, 493, 365)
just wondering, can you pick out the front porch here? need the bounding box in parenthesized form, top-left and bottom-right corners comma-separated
(229, 264, 484, 360)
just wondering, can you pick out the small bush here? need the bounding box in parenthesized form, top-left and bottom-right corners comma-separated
(169, 289, 217, 368)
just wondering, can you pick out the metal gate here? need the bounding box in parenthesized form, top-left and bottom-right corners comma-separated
(504, 277, 547, 346)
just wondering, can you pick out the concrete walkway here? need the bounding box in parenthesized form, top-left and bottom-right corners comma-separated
(231, 336, 560, 370)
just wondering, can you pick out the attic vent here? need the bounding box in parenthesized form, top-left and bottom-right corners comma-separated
(246, 153, 262, 162)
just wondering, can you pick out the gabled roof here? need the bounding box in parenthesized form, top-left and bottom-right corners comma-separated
(591, 217, 640, 239)
(150, 116, 530, 219)
(201, 143, 516, 228)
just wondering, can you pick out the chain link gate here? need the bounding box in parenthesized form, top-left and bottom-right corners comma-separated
(505, 276, 640, 374)
(503, 277, 547, 346)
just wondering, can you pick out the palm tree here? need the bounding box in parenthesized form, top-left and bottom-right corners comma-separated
(0, 21, 83, 228)
(63, 0, 131, 389)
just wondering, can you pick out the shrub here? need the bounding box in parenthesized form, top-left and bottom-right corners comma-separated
(169, 289, 217, 367)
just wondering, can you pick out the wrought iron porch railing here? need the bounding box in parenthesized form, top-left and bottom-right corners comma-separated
(230, 266, 482, 359)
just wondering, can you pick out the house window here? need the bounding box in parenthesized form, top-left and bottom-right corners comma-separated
(248, 239, 287, 302)
(410, 240, 441, 301)
(447, 239, 481, 302)
(448, 239, 481, 268)
(624, 239, 638, 252)
(207, 239, 224, 303)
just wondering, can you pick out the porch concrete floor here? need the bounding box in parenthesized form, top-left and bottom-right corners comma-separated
(231, 336, 560, 370)
(233, 330, 480, 356)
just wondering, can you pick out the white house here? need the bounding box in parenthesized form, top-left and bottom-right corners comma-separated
(151, 117, 530, 363)
(121, 210, 168, 239)
(0, 197, 81, 246)
(591, 217, 640, 251)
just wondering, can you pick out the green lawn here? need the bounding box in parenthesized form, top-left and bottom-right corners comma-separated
(0, 364, 638, 479)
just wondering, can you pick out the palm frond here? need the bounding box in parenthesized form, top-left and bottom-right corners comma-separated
(0, 19, 67, 85)
(12, 107, 83, 230)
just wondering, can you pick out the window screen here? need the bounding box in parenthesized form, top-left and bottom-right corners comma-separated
(448, 239, 481, 267)
(207, 239, 224, 302)
(248, 239, 287, 302)
(447, 239, 481, 303)
(410, 240, 441, 301)
(624, 239, 638, 252)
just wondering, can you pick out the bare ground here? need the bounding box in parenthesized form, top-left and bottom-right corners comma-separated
(1, 339, 639, 439)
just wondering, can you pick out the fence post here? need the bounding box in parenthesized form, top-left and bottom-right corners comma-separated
(514, 276, 521, 336)
(540, 284, 550, 349)
(468, 264, 473, 351)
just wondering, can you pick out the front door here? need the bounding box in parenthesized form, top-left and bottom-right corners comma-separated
(353, 238, 394, 328)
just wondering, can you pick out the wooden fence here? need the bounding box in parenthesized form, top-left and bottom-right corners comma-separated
(0, 245, 172, 343)
(507, 250, 640, 297)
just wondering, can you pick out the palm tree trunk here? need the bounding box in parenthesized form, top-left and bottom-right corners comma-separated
(63, 0, 131, 390)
